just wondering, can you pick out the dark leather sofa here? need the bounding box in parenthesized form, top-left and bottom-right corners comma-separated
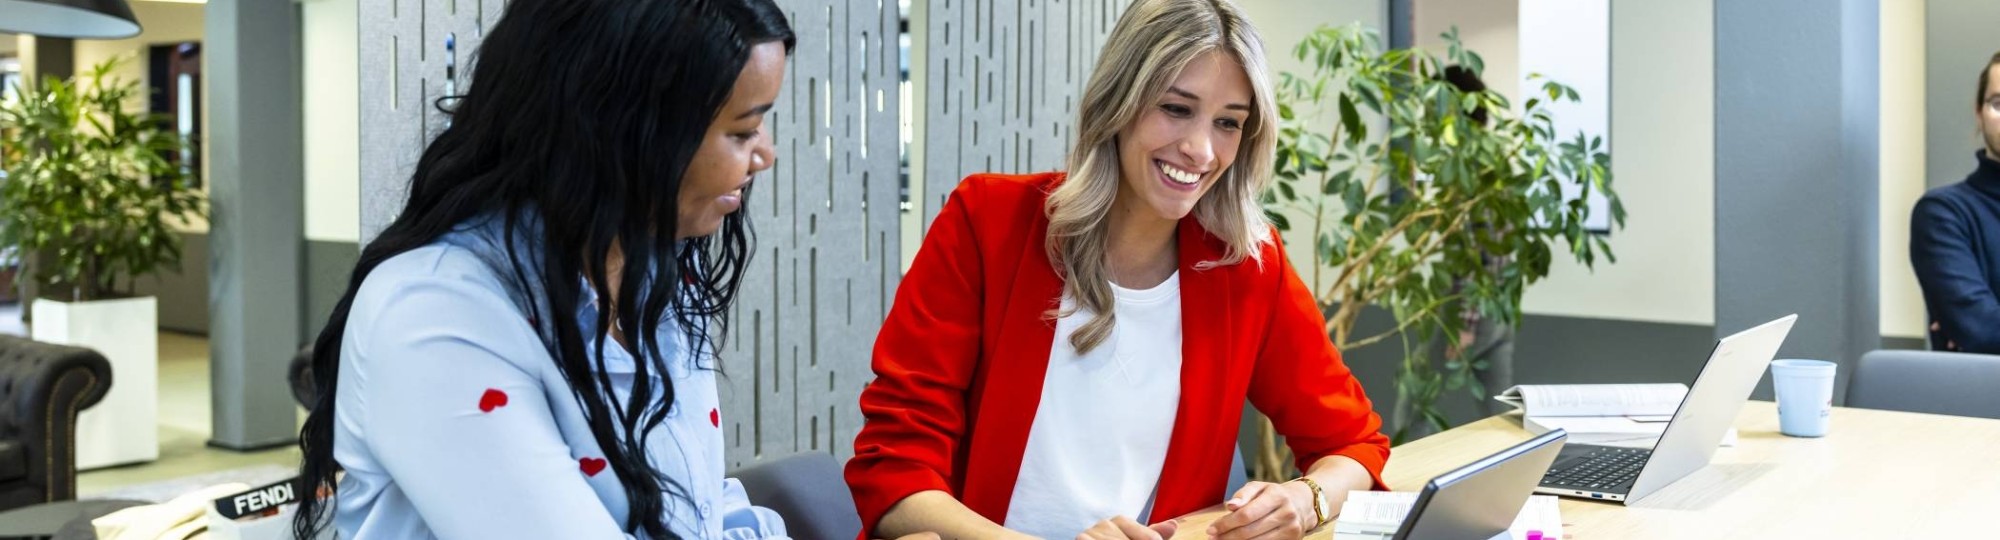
(0, 334, 112, 511)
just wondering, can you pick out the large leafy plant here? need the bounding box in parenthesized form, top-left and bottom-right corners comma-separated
(0, 58, 206, 301)
(1249, 26, 1623, 480)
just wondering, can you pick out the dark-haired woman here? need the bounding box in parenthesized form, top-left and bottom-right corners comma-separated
(291, 0, 797, 538)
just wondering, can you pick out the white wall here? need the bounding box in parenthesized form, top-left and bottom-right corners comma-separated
(1413, 0, 1715, 326)
(1880, 0, 1928, 339)
(1519, 0, 1612, 232)
(1414, 0, 1517, 100)
(302, 0, 361, 243)
(1239, 0, 1386, 82)
(15, 35, 35, 77)
(1521, 0, 1714, 326)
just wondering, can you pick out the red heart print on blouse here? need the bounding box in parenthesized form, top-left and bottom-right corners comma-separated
(579, 457, 608, 477)
(709, 408, 720, 428)
(478, 389, 508, 413)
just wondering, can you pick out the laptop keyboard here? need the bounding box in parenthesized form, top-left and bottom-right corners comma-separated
(1542, 446, 1652, 491)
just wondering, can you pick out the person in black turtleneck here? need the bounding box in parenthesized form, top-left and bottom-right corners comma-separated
(1911, 51, 2000, 354)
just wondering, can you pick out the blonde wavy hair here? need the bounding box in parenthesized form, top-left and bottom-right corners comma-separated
(1045, 0, 1277, 354)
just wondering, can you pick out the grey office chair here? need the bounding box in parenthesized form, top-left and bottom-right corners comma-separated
(1228, 448, 1249, 496)
(731, 451, 863, 540)
(1847, 349, 2000, 420)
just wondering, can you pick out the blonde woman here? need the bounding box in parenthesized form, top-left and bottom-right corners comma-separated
(844, 0, 1389, 539)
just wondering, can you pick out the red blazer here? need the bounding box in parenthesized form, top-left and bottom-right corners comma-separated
(844, 172, 1390, 536)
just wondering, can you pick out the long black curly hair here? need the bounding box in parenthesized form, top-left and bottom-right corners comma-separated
(292, 1, 793, 537)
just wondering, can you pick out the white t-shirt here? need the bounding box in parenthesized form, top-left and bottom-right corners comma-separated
(1003, 272, 1184, 539)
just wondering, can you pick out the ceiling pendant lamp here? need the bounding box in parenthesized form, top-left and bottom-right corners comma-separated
(0, 0, 141, 40)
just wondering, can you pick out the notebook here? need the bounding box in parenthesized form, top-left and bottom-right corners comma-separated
(1495, 383, 1688, 417)
(1498, 384, 1736, 448)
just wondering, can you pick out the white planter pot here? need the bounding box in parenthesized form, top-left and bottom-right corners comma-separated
(32, 296, 160, 470)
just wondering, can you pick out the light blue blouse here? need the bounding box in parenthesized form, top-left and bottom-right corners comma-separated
(331, 215, 785, 539)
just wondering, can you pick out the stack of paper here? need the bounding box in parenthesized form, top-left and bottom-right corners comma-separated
(1331, 491, 1562, 540)
(1495, 384, 1736, 448)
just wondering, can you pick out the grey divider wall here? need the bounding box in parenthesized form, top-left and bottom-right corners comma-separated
(1714, 0, 1879, 404)
(920, 0, 1129, 226)
(357, 0, 902, 470)
(713, 0, 902, 468)
(357, 0, 503, 245)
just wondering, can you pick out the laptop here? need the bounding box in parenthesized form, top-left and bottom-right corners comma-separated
(1535, 314, 1798, 504)
(1392, 429, 1570, 540)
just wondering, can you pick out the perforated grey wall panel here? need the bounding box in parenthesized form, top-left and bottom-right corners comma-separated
(920, 0, 1128, 227)
(358, 0, 901, 470)
(358, 0, 502, 245)
(716, 0, 902, 468)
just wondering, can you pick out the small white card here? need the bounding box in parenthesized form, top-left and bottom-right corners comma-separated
(1332, 491, 1562, 540)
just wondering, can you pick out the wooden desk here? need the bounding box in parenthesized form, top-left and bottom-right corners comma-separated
(1174, 402, 2000, 539)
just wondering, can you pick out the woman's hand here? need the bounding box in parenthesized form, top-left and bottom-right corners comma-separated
(1934, 321, 1959, 350)
(1076, 516, 1179, 540)
(1204, 481, 1317, 540)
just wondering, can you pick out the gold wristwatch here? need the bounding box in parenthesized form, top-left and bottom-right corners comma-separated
(1289, 476, 1330, 530)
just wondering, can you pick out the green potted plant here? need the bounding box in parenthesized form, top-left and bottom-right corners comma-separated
(0, 57, 206, 469)
(1247, 25, 1623, 481)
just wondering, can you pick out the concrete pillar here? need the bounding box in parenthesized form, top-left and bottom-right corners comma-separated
(1714, 0, 1880, 403)
(204, 0, 303, 449)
